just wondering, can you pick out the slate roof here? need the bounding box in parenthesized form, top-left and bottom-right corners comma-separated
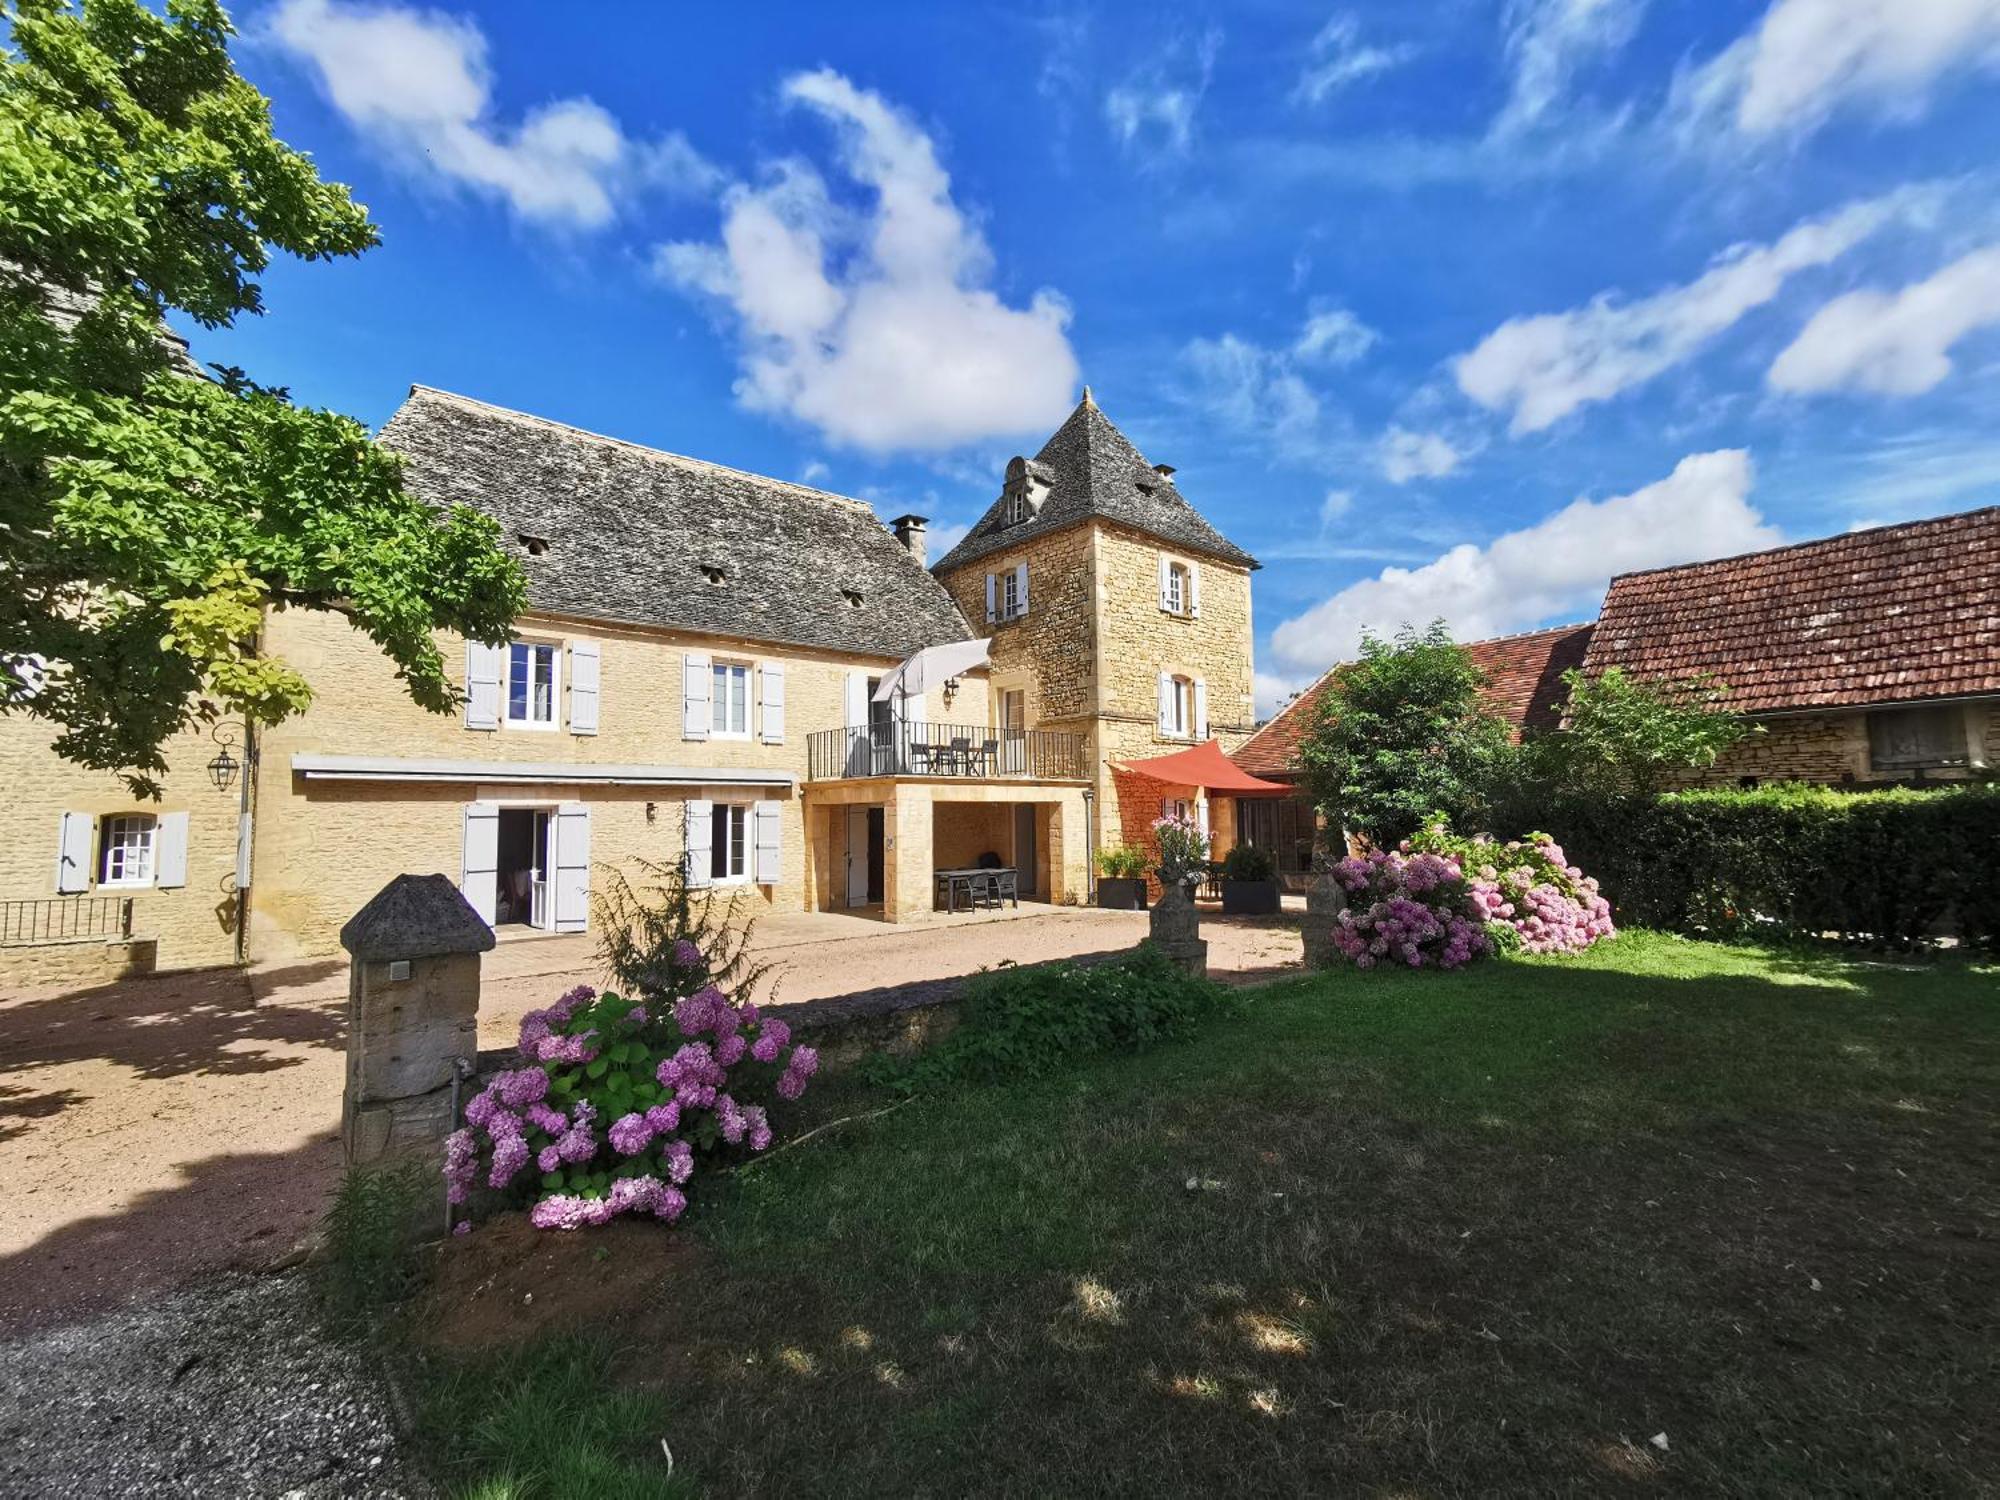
(1581, 508, 2000, 714)
(933, 391, 1258, 573)
(381, 387, 974, 660)
(1233, 623, 1597, 779)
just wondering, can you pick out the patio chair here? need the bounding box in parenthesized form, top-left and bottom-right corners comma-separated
(978, 738, 1000, 775)
(946, 736, 972, 775)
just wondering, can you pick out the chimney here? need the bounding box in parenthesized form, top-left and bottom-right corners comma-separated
(890, 513, 929, 566)
(1153, 463, 1177, 481)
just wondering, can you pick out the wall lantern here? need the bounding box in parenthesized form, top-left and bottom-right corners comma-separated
(206, 722, 256, 794)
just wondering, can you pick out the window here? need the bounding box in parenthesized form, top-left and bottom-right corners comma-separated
(1001, 567, 1024, 620)
(1164, 675, 1194, 737)
(1004, 489, 1027, 525)
(1868, 706, 1967, 771)
(99, 814, 156, 887)
(711, 803, 749, 883)
(506, 641, 559, 727)
(711, 662, 751, 737)
(1163, 561, 1190, 615)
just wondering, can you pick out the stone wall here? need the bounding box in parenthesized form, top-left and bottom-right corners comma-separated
(0, 716, 243, 987)
(1675, 700, 1997, 788)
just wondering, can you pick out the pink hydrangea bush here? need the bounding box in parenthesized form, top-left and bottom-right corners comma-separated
(444, 940, 817, 1232)
(1326, 850, 1494, 970)
(1409, 819, 1616, 955)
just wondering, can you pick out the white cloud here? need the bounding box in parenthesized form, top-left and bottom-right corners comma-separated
(1254, 670, 1311, 720)
(1769, 244, 2000, 396)
(1293, 305, 1378, 366)
(1293, 14, 1414, 105)
(1105, 30, 1221, 160)
(1493, 0, 1648, 137)
(1378, 426, 1463, 483)
(263, 0, 714, 229)
(1268, 450, 1780, 674)
(926, 520, 973, 558)
(1677, 0, 2000, 143)
(1319, 489, 1355, 526)
(1454, 188, 1931, 433)
(657, 70, 1078, 454)
(1177, 332, 1324, 454)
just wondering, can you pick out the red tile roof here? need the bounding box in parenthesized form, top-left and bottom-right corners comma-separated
(1581, 507, 2000, 714)
(1234, 623, 1597, 779)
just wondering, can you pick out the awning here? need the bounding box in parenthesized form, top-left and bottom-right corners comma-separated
(1112, 738, 1293, 795)
(290, 754, 795, 789)
(872, 639, 991, 702)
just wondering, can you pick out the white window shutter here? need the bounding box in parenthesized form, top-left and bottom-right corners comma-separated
(568, 641, 600, 735)
(1157, 671, 1173, 735)
(465, 641, 500, 731)
(985, 573, 997, 623)
(1189, 562, 1203, 618)
(236, 810, 254, 890)
(761, 663, 786, 744)
(1194, 678, 1209, 740)
(844, 670, 869, 728)
(753, 801, 782, 885)
(55, 812, 93, 893)
(553, 802, 591, 932)
(1158, 554, 1172, 610)
(155, 812, 189, 889)
(1014, 562, 1029, 617)
(682, 652, 711, 741)
(461, 804, 499, 926)
(684, 799, 713, 888)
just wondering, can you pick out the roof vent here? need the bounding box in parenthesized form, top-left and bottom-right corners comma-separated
(700, 563, 726, 585)
(842, 589, 864, 609)
(1154, 464, 1177, 481)
(519, 532, 551, 557)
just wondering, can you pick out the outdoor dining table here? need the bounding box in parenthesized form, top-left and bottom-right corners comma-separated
(934, 866, 1019, 913)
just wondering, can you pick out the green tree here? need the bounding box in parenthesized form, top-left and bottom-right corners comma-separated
(1295, 621, 1512, 849)
(1, 0, 526, 793)
(1527, 667, 1750, 796)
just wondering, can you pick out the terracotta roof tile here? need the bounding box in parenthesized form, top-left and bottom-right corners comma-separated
(1234, 623, 1596, 779)
(1581, 507, 2000, 714)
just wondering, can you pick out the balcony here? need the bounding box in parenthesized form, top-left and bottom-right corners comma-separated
(807, 721, 1088, 783)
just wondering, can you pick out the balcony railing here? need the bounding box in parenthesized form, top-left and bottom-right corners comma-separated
(807, 721, 1087, 782)
(0, 895, 134, 948)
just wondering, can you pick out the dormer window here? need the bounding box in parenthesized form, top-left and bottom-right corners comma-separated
(700, 563, 726, 586)
(519, 532, 551, 557)
(1005, 489, 1028, 525)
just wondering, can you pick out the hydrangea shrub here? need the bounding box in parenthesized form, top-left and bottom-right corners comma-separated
(1410, 818, 1615, 955)
(1326, 850, 1495, 970)
(444, 940, 817, 1232)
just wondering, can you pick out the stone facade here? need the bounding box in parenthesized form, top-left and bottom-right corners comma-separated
(1675, 700, 1997, 788)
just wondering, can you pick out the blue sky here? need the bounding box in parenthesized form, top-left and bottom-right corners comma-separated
(201, 0, 2000, 712)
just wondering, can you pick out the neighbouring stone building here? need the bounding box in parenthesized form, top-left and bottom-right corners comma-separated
(1, 385, 1260, 985)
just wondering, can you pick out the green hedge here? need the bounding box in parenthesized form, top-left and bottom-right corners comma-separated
(1529, 783, 2000, 950)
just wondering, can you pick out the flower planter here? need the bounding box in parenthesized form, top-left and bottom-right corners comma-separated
(1097, 877, 1149, 911)
(1220, 879, 1281, 916)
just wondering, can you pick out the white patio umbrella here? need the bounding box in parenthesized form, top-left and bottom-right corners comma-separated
(872, 638, 991, 702)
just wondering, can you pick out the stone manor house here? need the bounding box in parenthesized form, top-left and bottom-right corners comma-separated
(1, 386, 1260, 985)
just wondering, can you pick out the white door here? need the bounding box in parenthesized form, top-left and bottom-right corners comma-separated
(846, 807, 871, 907)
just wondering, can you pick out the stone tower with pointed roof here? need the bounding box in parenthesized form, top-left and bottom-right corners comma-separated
(934, 390, 1259, 863)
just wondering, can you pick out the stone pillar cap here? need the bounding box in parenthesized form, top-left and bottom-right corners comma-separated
(340, 873, 497, 961)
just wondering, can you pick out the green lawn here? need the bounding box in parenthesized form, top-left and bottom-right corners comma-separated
(410, 932, 1999, 1497)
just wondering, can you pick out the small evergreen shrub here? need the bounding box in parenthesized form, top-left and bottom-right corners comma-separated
(874, 947, 1242, 1092)
(1094, 845, 1149, 879)
(1221, 843, 1277, 882)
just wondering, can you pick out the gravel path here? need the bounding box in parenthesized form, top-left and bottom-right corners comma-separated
(0, 1272, 427, 1499)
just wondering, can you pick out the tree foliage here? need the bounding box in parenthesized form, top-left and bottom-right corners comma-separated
(1295, 621, 1512, 849)
(0, 0, 526, 792)
(1525, 667, 1750, 796)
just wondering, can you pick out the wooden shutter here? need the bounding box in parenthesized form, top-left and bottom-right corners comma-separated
(1014, 562, 1029, 617)
(1157, 672, 1174, 735)
(753, 801, 781, 885)
(55, 811, 93, 893)
(461, 803, 499, 925)
(1189, 562, 1202, 618)
(465, 641, 500, 731)
(553, 803, 590, 932)
(1194, 678, 1209, 740)
(760, 663, 786, 744)
(1158, 554, 1173, 610)
(154, 812, 189, 889)
(682, 652, 711, 741)
(568, 641, 600, 735)
(985, 573, 997, 622)
(684, 800, 713, 888)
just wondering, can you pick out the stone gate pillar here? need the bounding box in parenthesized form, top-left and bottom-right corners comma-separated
(338, 873, 494, 1171)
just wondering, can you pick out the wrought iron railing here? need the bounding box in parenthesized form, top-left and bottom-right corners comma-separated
(807, 722, 1087, 782)
(0, 895, 134, 947)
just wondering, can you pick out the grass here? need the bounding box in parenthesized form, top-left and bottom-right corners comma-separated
(406, 932, 1999, 1497)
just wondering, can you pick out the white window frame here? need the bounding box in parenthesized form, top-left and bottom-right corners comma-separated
(98, 814, 157, 888)
(1163, 561, 1190, 616)
(710, 660, 752, 740)
(504, 639, 562, 730)
(1164, 674, 1195, 738)
(710, 801, 751, 885)
(1000, 567, 1024, 621)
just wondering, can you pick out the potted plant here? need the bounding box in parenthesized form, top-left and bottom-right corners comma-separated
(1095, 845, 1150, 910)
(1219, 842, 1281, 915)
